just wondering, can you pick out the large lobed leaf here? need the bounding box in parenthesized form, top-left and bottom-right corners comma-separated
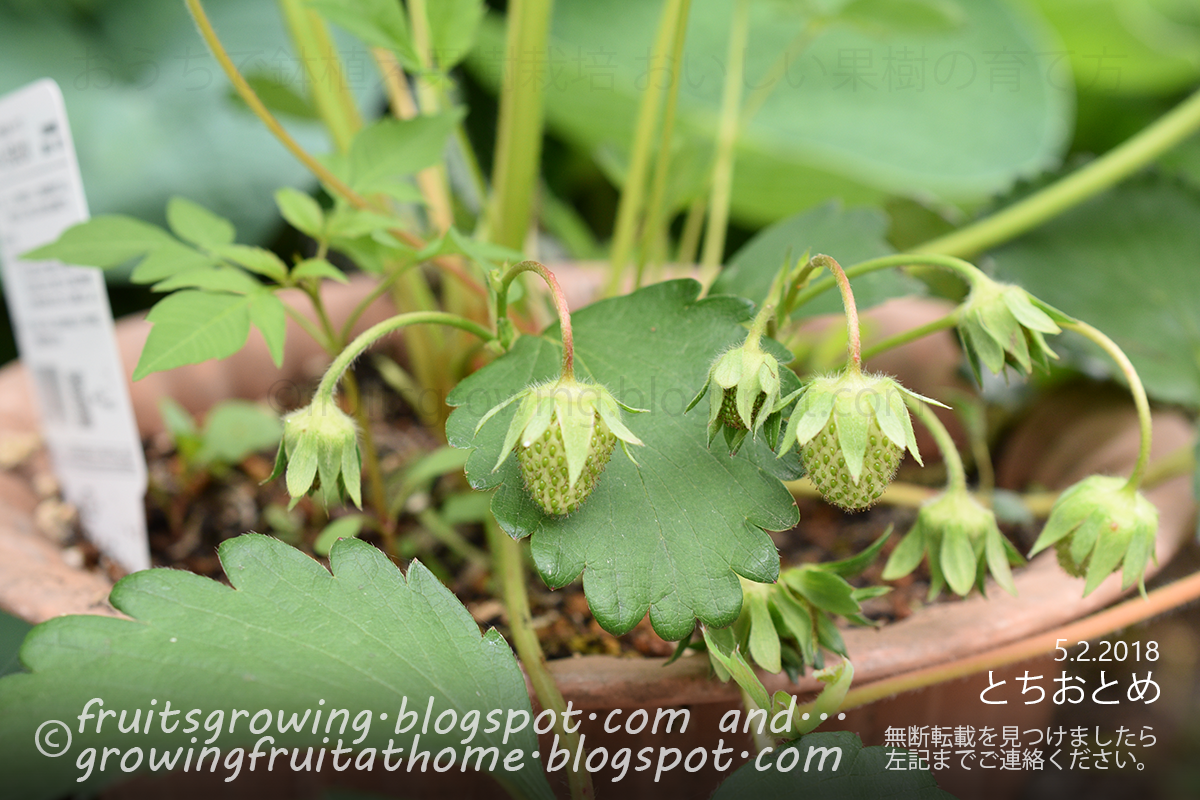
(990, 177, 1200, 408)
(713, 202, 922, 316)
(469, 0, 1072, 224)
(0, 535, 553, 800)
(447, 280, 801, 641)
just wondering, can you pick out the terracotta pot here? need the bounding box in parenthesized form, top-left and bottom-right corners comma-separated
(0, 269, 1194, 799)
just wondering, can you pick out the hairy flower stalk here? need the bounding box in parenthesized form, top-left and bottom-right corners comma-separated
(480, 262, 645, 516)
(777, 255, 931, 511)
(1028, 319, 1158, 596)
(883, 401, 1021, 598)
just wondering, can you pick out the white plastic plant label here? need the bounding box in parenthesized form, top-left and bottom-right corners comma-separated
(0, 79, 149, 573)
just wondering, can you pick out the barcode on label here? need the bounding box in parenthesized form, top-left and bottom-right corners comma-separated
(34, 364, 65, 423)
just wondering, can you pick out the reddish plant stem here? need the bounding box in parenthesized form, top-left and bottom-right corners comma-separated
(811, 254, 861, 373)
(499, 261, 575, 380)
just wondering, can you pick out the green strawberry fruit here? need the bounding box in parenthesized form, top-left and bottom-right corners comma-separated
(517, 412, 617, 515)
(779, 370, 936, 512)
(802, 416, 901, 511)
(477, 376, 644, 517)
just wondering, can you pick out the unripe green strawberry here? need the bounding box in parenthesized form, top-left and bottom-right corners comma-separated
(687, 337, 784, 453)
(718, 387, 765, 431)
(802, 416, 901, 511)
(517, 412, 617, 516)
(958, 277, 1063, 379)
(1029, 475, 1157, 596)
(477, 376, 644, 517)
(779, 370, 936, 511)
(883, 487, 1022, 599)
(267, 396, 362, 509)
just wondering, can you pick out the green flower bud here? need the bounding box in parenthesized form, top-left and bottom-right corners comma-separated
(1029, 475, 1158, 596)
(778, 371, 934, 511)
(687, 338, 783, 454)
(883, 488, 1022, 599)
(477, 376, 645, 516)
(267, 397, 362, 509)
(958, 278, 1061, 379)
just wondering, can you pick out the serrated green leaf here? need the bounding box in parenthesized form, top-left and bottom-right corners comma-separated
(129, 240, 216, 283)
(215, 244, 289, 283)
(20, 216, 172, 266)
(0, 535, 553, 800)
(133, 291, 252, 380)
(447, 281, 798, 640)
(308, 0, 419, 67)
(249, 291, 288, 367)
(343, 112, 462, 196)
(427, 0, 485, 68)
(992, 178, 1200, 408)
(714, 203, 920, 315)
(166, 196, 236, 248)
(786, 569, 861, 617)
(151, 266, 262, 294)
(292, 257, 350, 284)
(713, 730, 953, 798)
(275, 187, 325, 238)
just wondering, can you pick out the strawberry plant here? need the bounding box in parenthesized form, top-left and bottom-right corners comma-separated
(3, 0, 1200, 797)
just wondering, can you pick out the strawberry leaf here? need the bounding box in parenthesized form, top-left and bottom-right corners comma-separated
(448, 280, 801, 640)
(0, 535, 553, 800)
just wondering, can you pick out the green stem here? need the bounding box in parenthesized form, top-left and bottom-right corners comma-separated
(486, 0, 555, 250)
(809, 255, 861, 373)
(277, 0, 362, 153)
(498, 261, 575, 379)
(917, 86, 1200, 258)
(790, 253, 985, 312)
(283, 303, 333, 353)
(747, 302, 775, 345)
(1062, 320, 1153, 490)
(418, 508, 490, 569)
(486, 518, 594, 800)
(187, 0, 489, 299)
(635, 0, 693, 287)
(185, 0, 369, 209)
(907, 398, 966, 491)
(859, 310, 960, 362)
(698, 0, 752, 284)
(676, 194, 707, 266)
(303, 286, 393, 542)
(740, 22, 822, 124)
(339, 267, 406, 345)
(606, 0, 688, 295)
(316, 312, 495, 402)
